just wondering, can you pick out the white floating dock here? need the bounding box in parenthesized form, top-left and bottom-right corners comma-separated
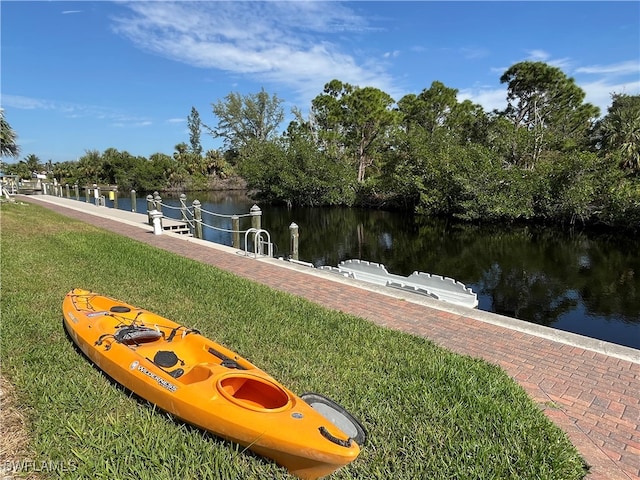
(320, 259, 478, 309)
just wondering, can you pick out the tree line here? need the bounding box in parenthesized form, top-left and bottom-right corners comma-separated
(2, 61, 639, 230)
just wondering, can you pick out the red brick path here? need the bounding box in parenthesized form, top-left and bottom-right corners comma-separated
(21, 196, 640, 480)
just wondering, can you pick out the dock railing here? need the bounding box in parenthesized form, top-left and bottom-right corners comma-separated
(149, 193, 267, 251)
(39, 184, 276, 258)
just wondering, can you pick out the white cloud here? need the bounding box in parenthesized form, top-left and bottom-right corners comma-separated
(524, 50, 572, 70)
(108, 3, 638, 117)
(111, 2, 400, 106)
(112, 120, 153, 128)
(575, 60, 640, 76)
(2, 94, 153, 125)
(526, 49, 550, 62)
(581, 79, 640, 114)
(2, 94, 56, 110)
(573, 60, 640, 113)
(492, 53, 639, 114)
(459, 87, 507, 113)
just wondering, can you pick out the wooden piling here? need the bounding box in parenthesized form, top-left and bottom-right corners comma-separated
(193, 200, 203, 239)
(250, 205, 262, 231)
(232, 215, 240, 248)
(153, 192, 162, 215)
(289, 222, 299, 261)
(146, 195, 154, 224)
(180, 194, 188, 222)
(130, 190, 137, 212)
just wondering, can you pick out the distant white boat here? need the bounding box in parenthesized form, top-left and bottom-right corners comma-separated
(320, 259, 478, 309)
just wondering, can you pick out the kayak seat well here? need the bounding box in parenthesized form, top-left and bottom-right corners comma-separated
(217, 374, 291, 412)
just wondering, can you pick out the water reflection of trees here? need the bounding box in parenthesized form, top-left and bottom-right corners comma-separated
(264, 206, 639, 329)
(478, 264, 578, 326)
(164, 191, 637, 337)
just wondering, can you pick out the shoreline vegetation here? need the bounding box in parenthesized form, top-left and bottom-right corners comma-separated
(0, 202, 588, 479)
(3, 62, 639, 233)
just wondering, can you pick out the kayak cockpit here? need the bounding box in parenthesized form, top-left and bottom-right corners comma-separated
(217, 373, 292, 412)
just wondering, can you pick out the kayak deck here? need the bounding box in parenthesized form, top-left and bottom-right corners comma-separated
(63, 289, 364, 479)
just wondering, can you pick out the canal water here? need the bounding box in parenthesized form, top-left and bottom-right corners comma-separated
(117, 191, 639, 349)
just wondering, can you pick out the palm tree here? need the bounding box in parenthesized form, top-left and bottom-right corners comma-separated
(77, 150, 103, 184)
(598, 94, 640, 172)
(23, 154, 43, 174)
(1, 110, 20, 158)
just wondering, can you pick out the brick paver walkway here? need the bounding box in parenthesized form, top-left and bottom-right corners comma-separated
(20, 196, 640, 480)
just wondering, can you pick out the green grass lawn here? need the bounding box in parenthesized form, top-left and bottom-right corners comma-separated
(0, 201, 587, 479)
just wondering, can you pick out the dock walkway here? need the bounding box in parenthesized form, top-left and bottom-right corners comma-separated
(18, 195, 640, 480)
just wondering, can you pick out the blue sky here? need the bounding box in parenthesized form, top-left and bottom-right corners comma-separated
(2, 1, 639, 164)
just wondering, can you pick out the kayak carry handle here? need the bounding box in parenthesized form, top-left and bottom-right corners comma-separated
(301, 392, 367, 446)
(319, 426, 352, 448)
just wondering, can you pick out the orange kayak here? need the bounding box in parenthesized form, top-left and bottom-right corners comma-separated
(63, 289, 365, 479)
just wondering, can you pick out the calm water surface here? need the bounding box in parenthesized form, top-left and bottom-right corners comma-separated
(117, 191, 639, 349)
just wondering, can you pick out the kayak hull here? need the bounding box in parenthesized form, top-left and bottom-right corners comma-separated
(62, 289, 361, 479)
